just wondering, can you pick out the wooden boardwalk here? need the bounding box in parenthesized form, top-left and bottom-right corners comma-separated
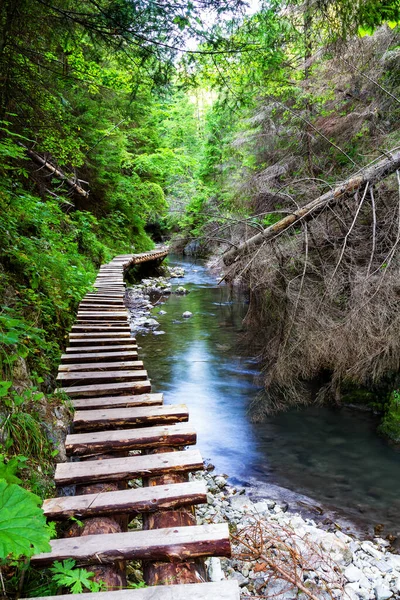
(28, 249, 239, 600)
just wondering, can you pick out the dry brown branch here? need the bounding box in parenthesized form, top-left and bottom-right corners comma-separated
(232, 517, 345, 600)
(223, 149, 400, 266)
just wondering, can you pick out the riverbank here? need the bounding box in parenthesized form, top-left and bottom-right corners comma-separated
(196, 468, 400, 600)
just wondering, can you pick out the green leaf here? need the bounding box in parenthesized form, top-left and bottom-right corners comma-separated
(0, 455, 27, 484)
(0, 381, 12, 398)
(0, 480, 51, 558)
(50, 560, 100, 594)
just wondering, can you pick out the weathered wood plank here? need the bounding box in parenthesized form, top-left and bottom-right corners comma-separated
(43, 481, 206, 520)
(79, 302, 125, 307)
(55, 448, 202, 485)
(78, 304, 125, 310)
(71, 325, 131, 332)
(31, 523, 231, 566)
(61, 350, 138, 363)
(65, 423, 195, 455)
(77, 312, 128, 320)
(22, 580, 240, 600)
(57, 369, 148, 385)
(58, 361, 144, 372)
(71, 392, 163, 410)
(58, 379, 150, 399)
(67, 339, 137, 347)
(69, 332, 132, 338)
(73, 404, 188, 431)
(65, 345, 137, 353)
(75, 320, 129, 326)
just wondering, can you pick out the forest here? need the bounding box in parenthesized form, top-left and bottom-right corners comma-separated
(0, 0, 400, 597)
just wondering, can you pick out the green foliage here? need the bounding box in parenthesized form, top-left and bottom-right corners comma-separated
(0, 387, 49, 459)
(0, 480, 51, 559)
(0, 454, 27, 485)
(49, 560, 105, 594)
(379, 390, 400, 443)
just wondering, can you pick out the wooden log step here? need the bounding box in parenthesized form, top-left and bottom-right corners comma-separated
(58, 379, 151, 399)
(71, 392, 163, 410)
(94, 282, 125, 286)
(77, 312, 128, 320)
(55, 448, 202, 485)
(30, 523, 231, 566)
(67, 338, 137, 347)
(75, 319, 129, 326)
(71, 325, 131, 332)
(78, 304, 125, 310)
(56, 369, 148, 386)
(61, 350, 138, 363)
(69, 332, 132, 338)
(65, 422, 195, 455)
(22, 580, 240, 600)
(93, 286, 126, 291)
(58, 361, 144, 372)
(73, 404, 188, 431)
(79, 301, 125, 306)
(84, 292, 125, 296)
(43, 480, 206, 520)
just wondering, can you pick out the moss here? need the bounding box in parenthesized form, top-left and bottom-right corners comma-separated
(378, 390, 400, 443)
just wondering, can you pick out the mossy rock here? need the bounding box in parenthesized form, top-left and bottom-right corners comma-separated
(378, 391, 400, 443)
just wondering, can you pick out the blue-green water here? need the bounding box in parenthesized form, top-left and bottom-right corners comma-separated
(135, 256, 400, 537)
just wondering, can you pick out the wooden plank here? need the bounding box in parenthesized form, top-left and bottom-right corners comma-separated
(71, 392, 163, 410)
(55, 448, 202, 485)
(30, 523, 231, 566)
(79, 301, 125, 306)
(67, 339, 137, 347)
(77, 312, 127, 320)
(58, 361, 144, 372)
(65, 345, 138, 353)
(84, 293, 124, 297)
(65, 422, 195, 455)
(75, 319, 129, 326)
(43, 481, 207, 520)
(69, 332, 131, 342)
(73, 404, 188, 431)
(58, 379, 150, 399)
(61, 350, 138, 363)
(71, 325, 131, 332)
(78, 304, 125, 310)
(56, 369, 148, 385)
(22, 580, 240, 600)
(69, 332, 132, 338)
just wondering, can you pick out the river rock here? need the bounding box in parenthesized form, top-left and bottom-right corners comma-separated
(175, 286, 189, 295)
(158, 310, 167, 315)
(182, 311, 193, 318)
(207, 557, 224, 582)
(344, 565, 363, 582)
(229, 494, 254, 511)
(374, 583, 393, 599)
(143, 318, 159, 328)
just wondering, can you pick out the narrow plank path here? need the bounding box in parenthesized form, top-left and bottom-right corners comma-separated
(29, 249, 239, 600)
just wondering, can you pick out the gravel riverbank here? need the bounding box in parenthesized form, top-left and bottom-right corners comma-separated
(195, 469, 400, 600)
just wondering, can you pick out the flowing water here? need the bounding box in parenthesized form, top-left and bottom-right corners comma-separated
(134, 255, 400, 537)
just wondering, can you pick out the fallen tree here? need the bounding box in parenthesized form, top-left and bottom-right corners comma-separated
(223, 148, 400, 265)
(20, 144, 89, 198)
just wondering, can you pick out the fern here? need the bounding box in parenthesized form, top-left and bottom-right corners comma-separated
(49, 560, 105, 594)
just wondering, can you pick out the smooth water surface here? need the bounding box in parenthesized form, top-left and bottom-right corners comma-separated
(135, 256, 400, 535)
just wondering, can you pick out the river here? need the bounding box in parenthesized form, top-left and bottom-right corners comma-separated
(134, 255, 400, 539)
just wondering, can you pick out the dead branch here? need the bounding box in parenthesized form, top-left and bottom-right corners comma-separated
(20, 144, 89, 198)
(223, 149, 400, 265)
